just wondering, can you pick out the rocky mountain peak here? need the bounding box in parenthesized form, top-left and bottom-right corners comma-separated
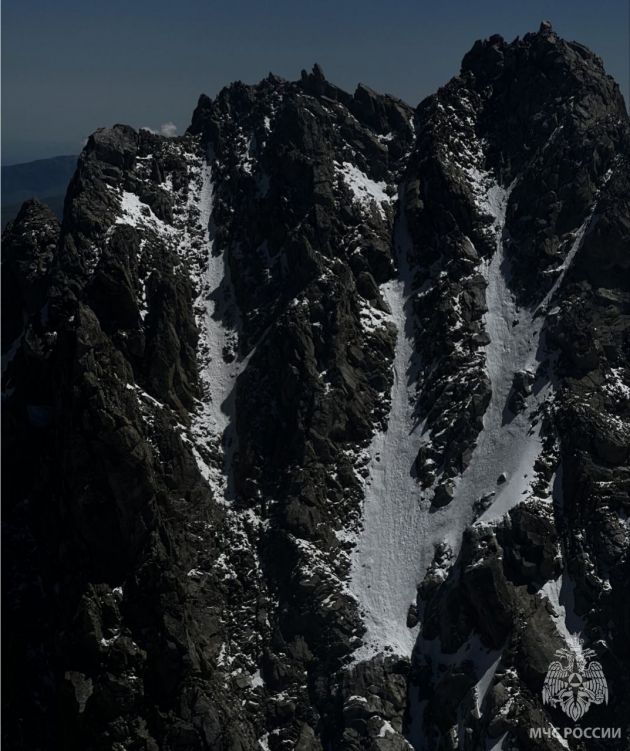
(539, 19, 554, 34)
(3, 26, 629, 751)
(2, 198, 59, 344)
(462, 26, 623, 113)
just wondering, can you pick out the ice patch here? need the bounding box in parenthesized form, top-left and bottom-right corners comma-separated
(604, 367, 630, 403)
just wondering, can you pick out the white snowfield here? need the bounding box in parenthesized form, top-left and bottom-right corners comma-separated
(188, 161, 245, 501)
(349, 203, 507, 663)
(349, 270, 424, 660)
(191, 164, 234, 436)
(350, 168, 593, 663)
(474, 179, 545, 525)
(348, 180, 506, 662)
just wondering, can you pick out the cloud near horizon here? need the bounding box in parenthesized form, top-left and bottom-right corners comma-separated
(141, 122, 178, 137)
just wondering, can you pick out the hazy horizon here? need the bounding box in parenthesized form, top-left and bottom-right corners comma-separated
(3, 0, 628, 165)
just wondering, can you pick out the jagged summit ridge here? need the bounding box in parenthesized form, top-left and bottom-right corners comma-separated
(2, 27, 629, 751)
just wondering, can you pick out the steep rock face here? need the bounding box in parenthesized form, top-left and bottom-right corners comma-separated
(403, 27, 630, 751)
(3, 133, 264, 751)
(3, 70, 415, 751)
(404, 24, 627, 490)
(2, 24, 629, 751)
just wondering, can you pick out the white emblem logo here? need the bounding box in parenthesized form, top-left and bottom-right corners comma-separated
(542, 647, 608, 721)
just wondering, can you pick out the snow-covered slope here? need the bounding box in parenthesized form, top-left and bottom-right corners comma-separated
(349, 267, 423, 658)
(350, 175, 536, 661)
(187, 161, 244, 502)
(349, 166, 582, 661)
(473, 178, 546, 524)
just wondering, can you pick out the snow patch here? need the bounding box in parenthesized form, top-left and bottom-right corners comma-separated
(336, 161, 392, 218)
(117, 191, 176, 238)
(250, 669, 264, 689)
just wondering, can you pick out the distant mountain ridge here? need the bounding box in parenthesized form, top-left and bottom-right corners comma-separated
(2, 155, 77, 226)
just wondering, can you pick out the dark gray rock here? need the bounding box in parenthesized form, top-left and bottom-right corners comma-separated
(3, 25, 629, 751)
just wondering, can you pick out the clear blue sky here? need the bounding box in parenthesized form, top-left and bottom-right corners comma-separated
(2, 0, 628, 164)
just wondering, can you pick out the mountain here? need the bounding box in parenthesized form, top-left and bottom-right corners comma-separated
(1, 155, 78, 227)
(3, 22, 629, 751)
